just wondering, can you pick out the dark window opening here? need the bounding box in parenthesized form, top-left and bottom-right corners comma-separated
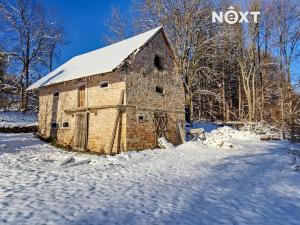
(156, 85, 164, 94)
(78, 85, 85, 107)
(100, 82, 109, 88)
(138, 115, 144, 122)
(53, 92, 59, 97)
(154, 55, 163, 71)
(51, 122, 58, 129)
(63, 122, 69, 128)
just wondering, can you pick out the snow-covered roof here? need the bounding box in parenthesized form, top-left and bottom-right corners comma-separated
(27, 27, 162, 90)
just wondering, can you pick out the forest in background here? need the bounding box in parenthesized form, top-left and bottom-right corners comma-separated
(0, 0, 300, 139)
(104, 0, 300, 139)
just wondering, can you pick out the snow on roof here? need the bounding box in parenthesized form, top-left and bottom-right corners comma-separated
(27, 27, 162, 90)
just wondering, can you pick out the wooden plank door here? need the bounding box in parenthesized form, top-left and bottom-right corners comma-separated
(154, 112, 168, 141)
(78, 85, 85, 107)
(75, 112, 89, 150)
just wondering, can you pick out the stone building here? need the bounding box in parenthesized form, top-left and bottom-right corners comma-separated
(27, 27, 185, 154)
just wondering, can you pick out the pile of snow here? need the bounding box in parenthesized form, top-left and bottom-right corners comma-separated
(0, 111, 37, 128)
(241, 122, 280, 136)
(203, 126, 258, 149)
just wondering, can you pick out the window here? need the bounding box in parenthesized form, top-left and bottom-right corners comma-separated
(100, 81, 109, 89)
(78, 85, 85, 107)
(137, 113, 146, 123)
(154, 55, 163, 71)
(156, 85, 164, 95)
(53, 92, 59, 97)
(62, 122, 69, 128)
(51, 122, 58, 129)
(138, 115, 144, 122)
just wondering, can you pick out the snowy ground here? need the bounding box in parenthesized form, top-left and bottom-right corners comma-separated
(0, 128, 300, 225)
(0, 111, 37, 128)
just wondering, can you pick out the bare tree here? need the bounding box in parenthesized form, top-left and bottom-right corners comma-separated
(270, 0, 300, 137)
(46, 21, 64, 72)
(103, 5, 129, 45)
(0, 0, 64, 111)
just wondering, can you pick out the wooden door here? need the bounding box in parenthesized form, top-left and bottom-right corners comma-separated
(78, 85, 85, 107)
(74, 112, 89, 150)
(154, 112, 168, 140)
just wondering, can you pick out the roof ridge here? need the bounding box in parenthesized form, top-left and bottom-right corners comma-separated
(74, 26, 163, 60)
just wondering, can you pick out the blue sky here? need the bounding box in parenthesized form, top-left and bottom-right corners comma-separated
(43, 0, 131, 68)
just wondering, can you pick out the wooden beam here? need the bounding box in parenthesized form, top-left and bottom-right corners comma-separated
(65, 105, 183, 114)
(178, 122, 185, 144)
(109, 90, 125, 155)
(64, 104, 127, 114)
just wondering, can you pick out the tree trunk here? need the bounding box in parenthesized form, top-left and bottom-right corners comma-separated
(222, 71, 226, 123)
(20, 63, 29, 112)
(49, 42, 56, 72)
(238, 75, 242, 120)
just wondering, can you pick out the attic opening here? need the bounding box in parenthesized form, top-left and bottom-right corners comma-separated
(156, 85, 164, 95)
(154, 55, 164, 71)
(100, 81, 109, 89)
(137, 113, 145, 123)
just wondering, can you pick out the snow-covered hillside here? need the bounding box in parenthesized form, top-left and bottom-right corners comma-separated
(0, 111, 37, 128)
(0, 127, 299, 225)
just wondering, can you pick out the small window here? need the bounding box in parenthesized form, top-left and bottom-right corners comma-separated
(100, 81, 109, 89)
(154, 55, 163, 71)
(138, 115, 144, 122)
(51, 122, 58, 129)
(53, 92, 59, 97)
(137, 113, 146, 123)
(156, 85, 164, 94)
(62, 122, 69, 128)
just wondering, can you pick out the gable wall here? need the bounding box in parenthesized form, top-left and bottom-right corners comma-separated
(125, 31, 185, 150)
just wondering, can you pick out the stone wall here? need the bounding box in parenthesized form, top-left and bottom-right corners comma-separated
(125, 31, 185, 151)
(38, 72, 126, 154)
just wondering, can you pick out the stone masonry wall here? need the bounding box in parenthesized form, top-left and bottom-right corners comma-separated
(125, 31, 185, 151)
(38, 72, 126, 154)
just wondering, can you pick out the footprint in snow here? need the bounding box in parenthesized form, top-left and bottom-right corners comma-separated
(0, 143, 7, 148)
